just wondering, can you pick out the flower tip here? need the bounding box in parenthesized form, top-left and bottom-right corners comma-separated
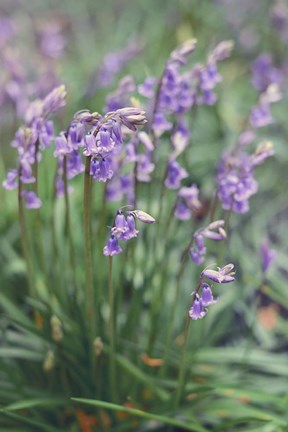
(132, 210, 156, 224)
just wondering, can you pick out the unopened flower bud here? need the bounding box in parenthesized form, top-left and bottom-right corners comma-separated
(132, 210, 156, 224)
(93, 337, 104, 357)
(201, 264, 235, 283)
(209, 40, 234, 62)
(43, 85, 67, 117)
(43, 350, 55, 372)
(170, 38, 197, 63)
(50, 315, 63, 343)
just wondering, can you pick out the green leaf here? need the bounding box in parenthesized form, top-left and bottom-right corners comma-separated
(72, 398, 209, 432)
(115, 353, 170, 401)
(0, 411, 61, 432)
(4, 398, 68, 411)
(0, 293, 32, 328)
(0, 348, 43, 361)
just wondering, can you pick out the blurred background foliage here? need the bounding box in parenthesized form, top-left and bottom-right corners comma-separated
(1, 0, 288, 431)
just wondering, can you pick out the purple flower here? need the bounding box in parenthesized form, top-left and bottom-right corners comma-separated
(113, 107, 147, 131)
(200, 283, 218, 307)
(138, 131, 154, 152)
(165, 160, 188, 190)
(175, 201, 192, 221)
(42, 85, 67, 117)
(152, 112, 173, 137)
(66, 151, 84, 178)
(190, 234, 206, 265)
(138, 76, 156, 98)
(136, 152, 155, 182)
(19, 161, 36, 184)
(92, 40, 142, 90)
(270, 1, 288, 38)
(170, 39, 197, 64)
(103, 236, 123, 256)
(175, 184, 201, 220)
(217, 149, 261, 214)
(84, 133, 98, 157)
(189, 295, 207, 320)
(2, 169, 18, 190)
(122, 213, 139, 240)
(260, 240, 277, 273)
(251, 53, 283, 92)
(201, 264, 235, 284)
(199, 63, 222, 91)
(170, 121, 190, 159)
(90, 158, 113, 182)
(21, 190, 42, 209)
(201, 220, 226, 241)
(54, 133, 73, 157)
(111, 211, 129, 238)
(105, 75, 136, 112)
(250, 141, 274, 166)
(69, 122, 85, 147)
(250, 102, 273, 128)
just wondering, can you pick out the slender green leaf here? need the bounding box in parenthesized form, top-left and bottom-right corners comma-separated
(72, 398, 209, 432)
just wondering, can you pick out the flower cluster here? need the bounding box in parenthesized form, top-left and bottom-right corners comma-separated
(174, 184, 201, 220)
(2, 85, 67, 207)
(140, 40, 233, 124)
(217, 139, 274, 213)
(190, 220, 227, 265)
(251, 54, 284, 93)
(103, 209, 155, 256)
(0, 16, 64, 119)
(250, 84, 282, 129)
(189, 264, 235, 320)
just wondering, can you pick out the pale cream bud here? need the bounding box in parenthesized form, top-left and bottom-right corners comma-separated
(93, 337, 104, 357)
(43, 350, 55, 372)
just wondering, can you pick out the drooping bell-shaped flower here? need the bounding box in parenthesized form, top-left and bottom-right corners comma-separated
(103, 236, 123, 256)
(189, 295, 207, 320)
(200, 283, 218, 307)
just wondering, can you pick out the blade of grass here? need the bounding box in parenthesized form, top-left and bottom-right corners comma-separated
(72, 398, 209, 432)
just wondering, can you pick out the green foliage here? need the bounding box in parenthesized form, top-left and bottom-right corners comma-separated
(1, 0, 288, 431)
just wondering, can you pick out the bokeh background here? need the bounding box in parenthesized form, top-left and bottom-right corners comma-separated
(1, 0, 288, 431)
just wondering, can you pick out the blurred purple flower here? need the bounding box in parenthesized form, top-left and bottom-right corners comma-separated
(165, 160, 188, 190)
(260, 240, 277, 273)
(251, 53, 283, 93)
(21, 190, 42, 209)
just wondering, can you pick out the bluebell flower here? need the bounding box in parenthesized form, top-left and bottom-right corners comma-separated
(103, 236, 123, 256)
(201, 264, 235, 284)
(165, 160, 188, 190)
(189, 294, 207, 320)
(200, 283, 218, 307)
(21, 190, 42, 209)
(90, 158, 113, 182)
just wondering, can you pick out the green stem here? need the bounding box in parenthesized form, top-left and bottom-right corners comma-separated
(173, 316, 191, 410)
(18, 177, 35, 296)
(84, 156, 96, 338)
(63, 156, 76, 297)
(209, 192, 219, 223)
(108, 256, 117, 402)
(146, 202, 177, 354)
(160, 237, 194, 376)
(34, 140, 47, 277)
